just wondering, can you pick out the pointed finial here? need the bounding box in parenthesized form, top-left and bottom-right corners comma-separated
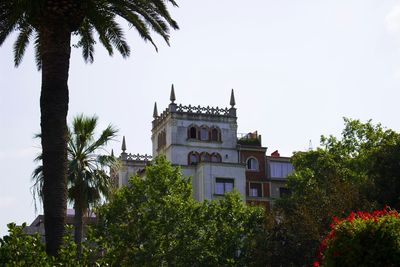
(153, 102, 158, 118)
(111, 149, 114, 157)
(170, 84, 176, 103)
(121, 136, 126, 152)
(230, 89, 236, 107)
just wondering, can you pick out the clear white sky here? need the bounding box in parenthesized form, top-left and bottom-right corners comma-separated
(1, 0, 400, 236)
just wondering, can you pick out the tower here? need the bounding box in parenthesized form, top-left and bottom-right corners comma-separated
(151, 85, 246, 201)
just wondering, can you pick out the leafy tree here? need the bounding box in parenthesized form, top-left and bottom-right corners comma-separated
(0, 223, 95, 266)
(0, 0, 179, 255)
(32, 114, 118, 256)
(94, 156, 265, 266)
(266, 118, 400, 266)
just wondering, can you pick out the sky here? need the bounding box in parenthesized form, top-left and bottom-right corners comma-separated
(1, 0, 400, 236)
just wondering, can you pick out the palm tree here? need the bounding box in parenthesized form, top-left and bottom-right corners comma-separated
(1, 0, 178, 255)
(32, 114, 118, 256)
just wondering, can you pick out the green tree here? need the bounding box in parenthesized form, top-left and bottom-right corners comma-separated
(0, 0, 178, 255)
(94, 156, 265, 266)
(32, 114, 118, 256)
(0, 223, 96, 266)
(266, 118, 400, 266)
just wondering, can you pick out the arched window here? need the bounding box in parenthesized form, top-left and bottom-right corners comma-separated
(211, 153, 222, 163)
(188, 151, 199, 165)
(157, 130, 166, 150)
(200, 152, 210, 162)
(200, 126, 209, 141)
(211, 127, 221, 142)
(246, 157, 258, 171)
(188, 126, 198, 139)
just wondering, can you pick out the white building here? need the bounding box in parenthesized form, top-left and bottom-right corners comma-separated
(116, 85, 294, 206)
(117, 86, 246, 201)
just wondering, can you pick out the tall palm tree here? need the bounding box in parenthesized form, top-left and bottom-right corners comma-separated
(32, 114, 118, 256)
(1, 0, 178, 255)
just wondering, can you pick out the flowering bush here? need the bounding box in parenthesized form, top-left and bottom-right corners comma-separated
(314, 206, 400, 267)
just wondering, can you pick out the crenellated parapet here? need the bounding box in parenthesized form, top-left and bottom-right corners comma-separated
(152, 85, 237, 129)
(119, 136, 152, 162)
(126, 153, 152, 161)
(176, 104, 230, 115)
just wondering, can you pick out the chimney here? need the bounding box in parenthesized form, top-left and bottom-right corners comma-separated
(271, 150, 280, 157)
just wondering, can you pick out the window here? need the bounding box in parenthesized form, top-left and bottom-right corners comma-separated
(187, 125, 220, 142)
(211, 127, 221, 142)
(215, 178, 234, 195)
(200, 126, 209, 141)
(188, 126, 197, 139)
(211, 153, 222, 163)
(188, 151, 199, 165)
(200, 152, 210, 162)
(246, 157, 258, 171)
(157, 130, 166, 150)
(269, 162, 294, 178)
(249, 183, 262, 197)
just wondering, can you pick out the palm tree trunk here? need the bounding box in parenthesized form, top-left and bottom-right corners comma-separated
(40, 25, 71, 256)
(74, 188, 84, 258)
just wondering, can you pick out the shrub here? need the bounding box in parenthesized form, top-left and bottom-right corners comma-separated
(315, 207, 400, 267)
(0, 223, 97, 266)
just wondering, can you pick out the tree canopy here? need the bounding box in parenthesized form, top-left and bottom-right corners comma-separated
(265, 118, 400, 266)
(93, 156, 266, 266)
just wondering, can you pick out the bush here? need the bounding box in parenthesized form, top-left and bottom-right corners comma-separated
(0, 223, 97, 266)
(315, 207, 400, 267)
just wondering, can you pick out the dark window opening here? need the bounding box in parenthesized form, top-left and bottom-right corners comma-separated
(189, 127, 197, 139)
(246, 158, 258, 170)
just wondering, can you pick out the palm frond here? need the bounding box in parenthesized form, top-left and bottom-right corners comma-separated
(149, 0, 179, 30)
(13, 22, 33, 67)
(33, 32, 42, 70)
(122, 2, 169, 47)
(88, 8, 116, 56)
(86, 125, 118, 155)
(0, 5, 20, 46)
(104, 18, 130, 57)
(110, 1, 158, 50)
(88, 5, 131, 57)
(76, 18, 96, 63)
(31, 163, 44, 213)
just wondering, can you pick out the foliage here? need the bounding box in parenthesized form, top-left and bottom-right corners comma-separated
(94, 156, 265, 266)
(0, 223, 95, 266)
(315, 207, 400, 267)
(1, 0, 179, 255)
(0, 0, 180, 69)
(266, 118, 400, 266)
(32, 114, 118, 256)
(0, 223, 48, 266)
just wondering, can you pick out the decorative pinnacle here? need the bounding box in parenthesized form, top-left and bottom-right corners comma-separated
(170, 84, 176, 103)
(230, 89, 236, 107)
(153, 102, 158, 118)
(121, 136, 126, 152)
(111, 149, 114, 157)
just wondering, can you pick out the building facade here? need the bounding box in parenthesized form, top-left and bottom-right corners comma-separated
(117, 85, 293, 207)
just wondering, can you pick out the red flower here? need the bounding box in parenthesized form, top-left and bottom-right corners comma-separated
(313, 261, 320, 267)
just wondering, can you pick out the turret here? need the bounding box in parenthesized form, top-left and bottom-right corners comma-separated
(229, 89, 236, 117)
